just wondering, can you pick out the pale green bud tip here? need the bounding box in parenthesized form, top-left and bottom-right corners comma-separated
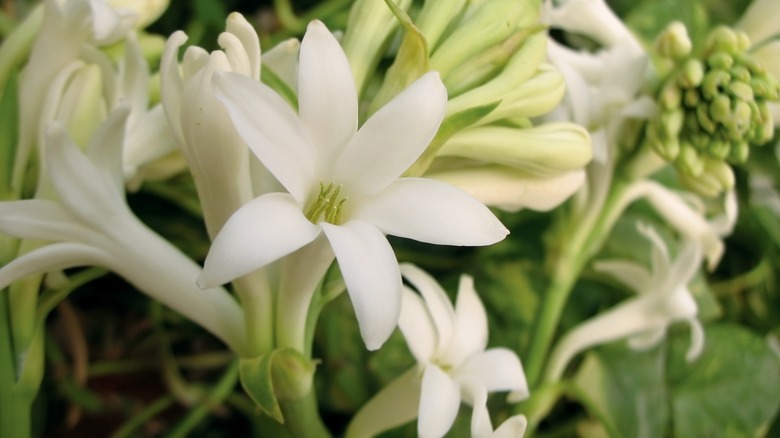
(647, 22, 780, 195)
(656, 22, 692, 60)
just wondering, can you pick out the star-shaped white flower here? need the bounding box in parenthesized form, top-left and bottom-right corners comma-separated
(544, 223, 706, 382)
(345, 264, 527, 438)
(198, 20, 508, 349)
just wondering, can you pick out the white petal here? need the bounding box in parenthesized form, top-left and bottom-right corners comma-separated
(400, 263, 456, 356)
(213, 71, 316, 202)
(345, 368, 422, 438)
(223, 12, 261, 79)
(0, 200, 97, 243)
(264, 38, 300, 91)
(735, 0, 780, 45)
(419, 364, 461, 438)
(355, 178, 508, 246)
(455, 348, 528, 395)
(465, 384, 494, 438)
(321, 221, 401, 350)
(298, 20, 358, 160)
(445, 275, 488, 366)
(119, 32, 149, 114)
(0, 243, 111, 290)
(399, 288, 438, 363)
(684, 317, 705, 362)
(86, 104, 132, 195)
(198, 193, 320, 288)
(493, 415, 528, 438)
(159, 30, 188, 146)
(428, 166, 585, 212)
(123, 105, 179, 177)
(666, 240, 703, 291)
(89, 0, 137, 45)
(45, 122, 128, 228)
(334, 72, 447, 194)
(593, 260, 652, 293)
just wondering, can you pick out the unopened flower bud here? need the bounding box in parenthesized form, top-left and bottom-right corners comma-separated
(656, 21, 692, 60)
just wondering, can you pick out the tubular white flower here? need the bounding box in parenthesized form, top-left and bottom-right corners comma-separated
(0, 108, 247, 354)
(348, 264, 527, 437)
(200, 20, 508, 350)
(611, 181, 737, 270)
(160, 12, 259, 238)
(543, 224, 705, 384)
(14, 0, 137, 190)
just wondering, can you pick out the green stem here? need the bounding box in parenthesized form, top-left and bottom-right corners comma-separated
(0, 288, 31, 438)
(278, 388, 332, 438)
(273, 0, 305, 33)
(111, 395, 176, 438)
(0, 4, 42, 94)
(164, 361, 241, 438)
(524, 178, 630, 387)
(233, 269, 274, 358)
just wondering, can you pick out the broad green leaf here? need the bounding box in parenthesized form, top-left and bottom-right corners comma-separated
(574, 343, 669, 438)
(668, 324, 780, 437)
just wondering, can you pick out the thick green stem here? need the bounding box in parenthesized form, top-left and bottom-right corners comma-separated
(279, 388, 332, 438)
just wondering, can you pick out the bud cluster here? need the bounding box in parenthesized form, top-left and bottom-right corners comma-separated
(647, 23, 780, 196)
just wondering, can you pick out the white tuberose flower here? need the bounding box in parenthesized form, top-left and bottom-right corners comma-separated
(346, 264, 527, 438)
(544, 224, 705, 383)
(198, 21, 508, 350)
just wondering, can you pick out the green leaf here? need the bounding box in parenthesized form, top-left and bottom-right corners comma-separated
(0, 69, 19, 196)
(239, 348, 317, 424)
(574, 343, 669, 438)
(571, 324, 780, 437)
(668, 324, 780, 437)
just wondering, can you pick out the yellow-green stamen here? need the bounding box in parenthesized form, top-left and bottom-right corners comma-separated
(305, 182, 348, 224)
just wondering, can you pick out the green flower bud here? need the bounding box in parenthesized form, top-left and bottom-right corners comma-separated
(684, 88, 700, 106)
(678, 59, 704, 88)
(661, 80, 683, 109)
(708, 94, 731, 123)
(430, 0, 530, 78)
(728, 81, 754, 101)
(702, 70, 731, 99)
(656, 21, 692, 60)
(678, 144, 704, 176)
(662, 108, 685, 139)
(706, 26, 739, 54)
(707, 52, 734, 70)
(729, 140, 749, 163)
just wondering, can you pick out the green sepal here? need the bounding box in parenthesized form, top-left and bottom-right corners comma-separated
(403, 100, 500, 177)
(367, 0, 429, 116)
(239, 348, 317, 424)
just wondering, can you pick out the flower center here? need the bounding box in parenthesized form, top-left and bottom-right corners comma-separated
(305, 182, 348, 225)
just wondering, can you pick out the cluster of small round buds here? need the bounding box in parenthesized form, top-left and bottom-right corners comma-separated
(646, 22, 780, 196)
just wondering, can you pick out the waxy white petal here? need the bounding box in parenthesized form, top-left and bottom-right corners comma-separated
(345, 368, 422, 438)
(222, 12, 261, 79)
(0, 243, 112, 290)
(45, 120, 129, 228)
(160, 30, 188, 145)
(455, 348, 528, 395)
(0, 200, 98, 243)
(429, 166, 585, 212)
(446, 275, 489, 366)
(334, 72, 447, 195)
(493, 415, 528, 438)
(198, 193, 320, 288)
(401, 263, 456, 356)
(399, 288, 438, 363)
(594, 260, 653, 292)
(419, 364, 461, 438)
(86, 103, 131, 195)
(321, 221, 401, 350)
(355, 178, 508, 246)
(298, 20, 358, 160)
(214, 71, 316, 202)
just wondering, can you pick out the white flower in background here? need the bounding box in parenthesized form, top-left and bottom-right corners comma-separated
(543, 0, 654, 163)
(613, 181, 737, 270)
(14, 0, 137, 189)
(346, 264, 527, 438)
(545, 224, 705, 382)
(0, 107, 247, 354)
(198, 20, 508, 350)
